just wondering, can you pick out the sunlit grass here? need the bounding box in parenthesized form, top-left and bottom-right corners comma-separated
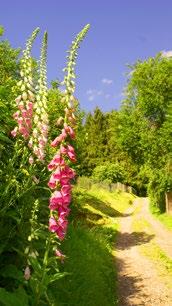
(150, 203, 172, 230)
(49, 185, 133, 306)
(132, 216, 153, 234)
(77, 185, 135, 213)
(132, 215, 172, 287)
(155, 213, 172, 230)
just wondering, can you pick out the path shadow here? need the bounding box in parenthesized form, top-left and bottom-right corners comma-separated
(116, 231, 155, 250)
(116, 257, 150, 306)
(75, 191, 132, 218)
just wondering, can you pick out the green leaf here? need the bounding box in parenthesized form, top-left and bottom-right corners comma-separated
(5, 211, 21, 224)
(0, 264, 23, 281)
(28, 256, 42, 274)
(48, 272, 68, 284)
(0, 26, 4, 36)
(0, 287, 29, 306)
(0, 132, 13, 144)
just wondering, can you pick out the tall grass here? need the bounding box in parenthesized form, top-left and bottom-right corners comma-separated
(48, 186, 134, 305)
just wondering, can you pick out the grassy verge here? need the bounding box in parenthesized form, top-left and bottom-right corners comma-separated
(49, 186, 134, 306)
(153, 212, 172, 230)
(132, 215, 172, 286)
(149, 202, 172, 230)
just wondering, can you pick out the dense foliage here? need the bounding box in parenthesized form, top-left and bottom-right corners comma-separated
(77, 54, 172, 211)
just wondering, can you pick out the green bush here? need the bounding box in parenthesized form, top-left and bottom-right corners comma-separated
(92, 162, 125, 184)
(148, 169, 172, 213)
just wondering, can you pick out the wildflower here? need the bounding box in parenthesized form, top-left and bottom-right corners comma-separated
(49, 216, 59, 232)
(49, 191, 64, 210)
(55, 249, 65, 262)
(57, 117, 64, 126)
(30, 32, 49, 162)
(48, 177, 57, 189)
(29, 156, 34, 165)
(67, 150, 76, 162)
(11, 127, 18, 137)
(11, 28, 40, 141)
(48, 154, 65, 171)
(24, 266, 31, 280)
(47, 24, 90, 244)
(51, 130, 67, 147)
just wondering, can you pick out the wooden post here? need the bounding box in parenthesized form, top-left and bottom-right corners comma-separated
(165, 192, 172, 214)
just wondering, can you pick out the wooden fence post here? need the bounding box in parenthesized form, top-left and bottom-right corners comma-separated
(165, 192, 172, 214)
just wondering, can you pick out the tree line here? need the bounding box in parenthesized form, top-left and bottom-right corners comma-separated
(77, 54, 172, 213)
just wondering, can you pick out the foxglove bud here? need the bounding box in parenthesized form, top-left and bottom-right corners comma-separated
(24, 266, 31, 280)
(22, 92, 27, 101)
(57, 117, 64, 126)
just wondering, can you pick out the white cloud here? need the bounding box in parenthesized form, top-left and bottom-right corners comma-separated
(161, 50, 172, 58)
(113, 92, 124, 99)
(86, 89, 103, 102)
(86, 89, 103, 96)
(88, 95, 95, 101)
(86, 86, 114, 103)
(86, 89, 94, 95)
(105, 94, 111, 99)
(101, 78, 113, 85)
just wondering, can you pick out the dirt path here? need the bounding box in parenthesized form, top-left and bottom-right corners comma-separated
(116, 199, 172, 306)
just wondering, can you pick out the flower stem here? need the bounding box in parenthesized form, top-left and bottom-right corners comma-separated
(34, 234, 51, 306)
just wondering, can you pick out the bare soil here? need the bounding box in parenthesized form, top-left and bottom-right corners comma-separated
(116, 199, 172, 306)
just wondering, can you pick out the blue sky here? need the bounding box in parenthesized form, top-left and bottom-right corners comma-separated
(1, 0, 172, 112)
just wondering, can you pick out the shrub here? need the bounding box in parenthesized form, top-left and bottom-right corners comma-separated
(148, 168, 172, 213)
(92, 162, 125, 184)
